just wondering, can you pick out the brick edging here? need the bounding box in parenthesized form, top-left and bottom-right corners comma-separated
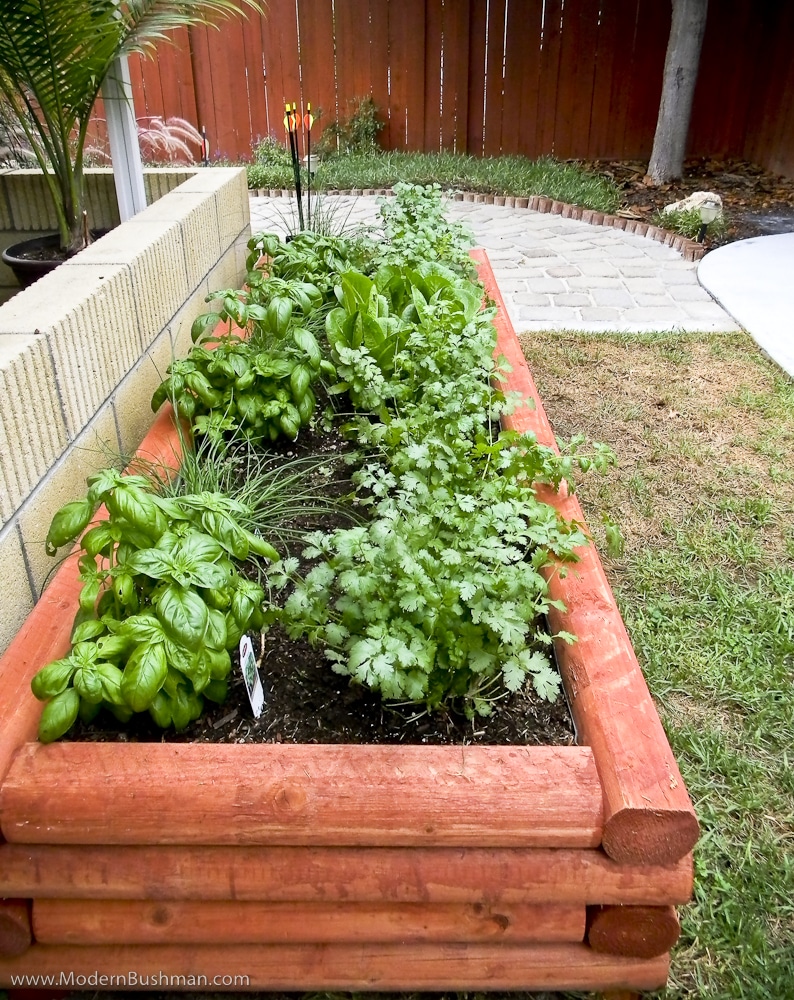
(250, 186, 706, 262)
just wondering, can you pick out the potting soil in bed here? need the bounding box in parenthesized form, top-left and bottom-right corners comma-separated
(64, 628, 574, 747)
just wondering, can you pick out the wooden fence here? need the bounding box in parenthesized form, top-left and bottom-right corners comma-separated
(106, 0, 794, 176)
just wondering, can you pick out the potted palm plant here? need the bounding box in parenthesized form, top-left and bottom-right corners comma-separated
(0, 0, 263, 285)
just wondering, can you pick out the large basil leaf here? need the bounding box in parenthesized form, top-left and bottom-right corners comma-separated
(106, 486, 166, 539)
(73, 666, 103, 704)
(31, 657, 77, 701)
(46, 499, 96, 554)
(125, 548, 177, 581)
(156, 584, 208, 651)
(120, 642, 168, 711)
(38, 688, 80, 743)
(96, 662, 125, 706)
(117, 613, 167, 644)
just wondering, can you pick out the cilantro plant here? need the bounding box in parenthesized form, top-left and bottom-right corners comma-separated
(266, 190, 614, 716)
(378, 182, 476, 276)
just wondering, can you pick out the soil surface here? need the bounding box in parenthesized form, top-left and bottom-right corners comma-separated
(592, 156, 794, 248)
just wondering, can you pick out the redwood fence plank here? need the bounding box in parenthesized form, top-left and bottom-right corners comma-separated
(260, 0, 302, 145)
(554, 0, 601, 158)
(514, 0, 544, 159)
(534, 0, 563, 156)
(32, 899, 584, 945)
(367, 1, 393, 150)
(0, 743, 603, 848)
(388, 0, 426, 150)
(439, 0, 471, 152)
(423, 0, 444, 152)
(474, 250, 699, 866)
(481, 0, 507, 156)
(335, 0, 375, 117)
(0, 844, 694, 905)
(296, 0, 338, 146)
(241, 15, 270, 147)
(586, 0, 621, 159)
(465, 0, 486, 155)
(0, 942, 671, 991)
(501, 1, 537, 157)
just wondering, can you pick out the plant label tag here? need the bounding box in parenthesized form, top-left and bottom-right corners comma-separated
(239, 635, 265, 718)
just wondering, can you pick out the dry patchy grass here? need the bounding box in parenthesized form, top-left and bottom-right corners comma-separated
(520, 331, 794, 568)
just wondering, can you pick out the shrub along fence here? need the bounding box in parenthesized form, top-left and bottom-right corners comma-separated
(109, 0, 794, 178)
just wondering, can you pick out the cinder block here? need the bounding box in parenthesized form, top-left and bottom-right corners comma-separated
(0, 184, 13, 230)
(0, 335, 69, 521)
(83, 173, 122, 231)
(74, 219, 190, 345)
(0, 263, 142, 437)
(143, 168, 199, 204)
(179, 168, 250, 257)
(17, 403, 120, 599)
(0, 524, 35, 653)
(112, 327, 178, 458)
(206, 241, 247, 297)
(2, 171, 59, 230)
(138, 192, 222, 289)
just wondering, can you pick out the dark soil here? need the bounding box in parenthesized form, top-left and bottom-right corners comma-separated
(592, 156, 794, 248)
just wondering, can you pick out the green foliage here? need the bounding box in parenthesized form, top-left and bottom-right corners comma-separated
(0, 0, 264, 252)
(655, 206, 728, 242)
(151, 272, 329, 444)
(34, 468, 273, 740)
(378, 182, 476, 276)
(316, 95, 384, 156)
(40, 182, 614, 735)
(264, 188, 613, 714)
(246, 149, 622, 214)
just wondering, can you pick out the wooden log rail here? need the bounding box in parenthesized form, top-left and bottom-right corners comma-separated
(0, 844, 693, 904)
(473, 249, 700, 867)
(0, 942, 670, 991)
(32, 899, 585, 945)
(0, 743, 602, 847)
(0, 253, 697, 990)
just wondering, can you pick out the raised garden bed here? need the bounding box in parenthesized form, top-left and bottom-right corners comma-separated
(0, 251, 698, 992)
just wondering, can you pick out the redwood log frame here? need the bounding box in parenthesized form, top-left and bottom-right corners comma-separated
(0, 252, 697, 988)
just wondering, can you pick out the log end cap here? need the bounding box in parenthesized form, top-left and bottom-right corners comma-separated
(603, 807, 700, 865)
(587, 904, 680, 959)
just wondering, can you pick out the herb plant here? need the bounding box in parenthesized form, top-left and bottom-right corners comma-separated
(33, 469, 273, 741)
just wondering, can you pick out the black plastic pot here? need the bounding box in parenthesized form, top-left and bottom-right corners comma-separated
(2, 234, 63, 288)
(2, 230, 111, 289)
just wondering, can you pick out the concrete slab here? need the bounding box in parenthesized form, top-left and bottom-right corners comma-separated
(698, 233, 794, 377)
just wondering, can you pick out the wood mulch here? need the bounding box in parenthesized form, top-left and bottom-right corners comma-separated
(591, 156, 794, 248)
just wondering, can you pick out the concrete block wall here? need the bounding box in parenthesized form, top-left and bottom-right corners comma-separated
(0, 167, 251, 653)
(0, 167, 199, 297)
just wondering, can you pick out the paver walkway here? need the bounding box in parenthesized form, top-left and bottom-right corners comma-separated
(249, 193, 740, 335)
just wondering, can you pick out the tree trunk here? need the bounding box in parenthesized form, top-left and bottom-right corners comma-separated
(646, 0, 709, 185)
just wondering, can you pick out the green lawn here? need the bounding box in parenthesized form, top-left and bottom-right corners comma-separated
(522, 330, 794, 1000)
